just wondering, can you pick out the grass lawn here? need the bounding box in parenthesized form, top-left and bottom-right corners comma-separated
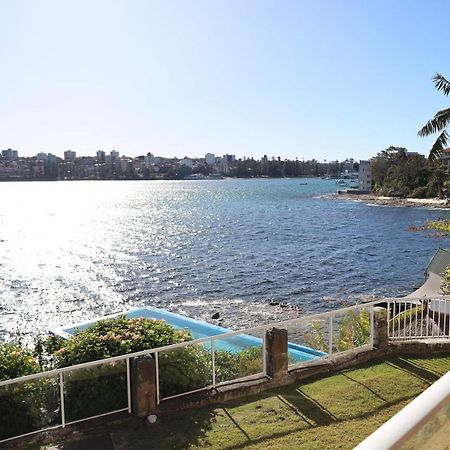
(40, 355, 450, 450)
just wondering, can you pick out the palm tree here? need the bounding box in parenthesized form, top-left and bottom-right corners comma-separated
(418, 73, 450, 160)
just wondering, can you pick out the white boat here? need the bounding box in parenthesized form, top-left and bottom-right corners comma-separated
(348, 179, 359, 189)
(336, 178, 359, 188)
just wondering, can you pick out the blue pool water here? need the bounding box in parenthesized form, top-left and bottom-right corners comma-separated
(50, 307, 325, 363)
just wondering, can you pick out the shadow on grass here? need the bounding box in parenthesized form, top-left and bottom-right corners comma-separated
(386, 357, 445, 385)
(51, 435, 115, 450)
(215, 395, 420, 450)
(287, 389, 337, 425)
(341, 372, 387, 402)
(34, 356, 450, 450)
(123, 407, 218, 450)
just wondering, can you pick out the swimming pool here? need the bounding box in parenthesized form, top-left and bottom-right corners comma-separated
(49, 307, 326, 363)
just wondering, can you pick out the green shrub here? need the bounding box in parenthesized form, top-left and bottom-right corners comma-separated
(337, 310, 370, 351)
(0, 342, 40, 381)
(159, 345, 212, 398)
(39, 316, 193, 421)
(0, 318, 270, 431)
(303, 310, 370, 353)
(441, 266, 450, 294)
(410, 186, 428, 198)
(215, 347, 262, 383)
(0, 343, 58, 440)
(49, 316, 191, 368)
(426, 219, 450, 237)
(303, 321, 328, 352)
(158, 345, 262, 398)
(63, 363, 128, 422)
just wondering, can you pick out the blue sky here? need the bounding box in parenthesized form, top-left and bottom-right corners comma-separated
(2, 0, 450, 161)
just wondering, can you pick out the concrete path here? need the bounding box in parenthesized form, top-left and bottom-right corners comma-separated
(406, 272, 444, 298)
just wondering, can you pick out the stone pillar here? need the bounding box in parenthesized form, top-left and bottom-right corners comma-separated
(373, 307, 389, 350)
(265, 327, 288, 379)
(131, 355, 157, 417)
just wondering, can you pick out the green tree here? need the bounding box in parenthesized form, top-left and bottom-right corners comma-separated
(418, 73, 450, 160)
(427, 162, 447, 198)
(371, 146, 408, 186)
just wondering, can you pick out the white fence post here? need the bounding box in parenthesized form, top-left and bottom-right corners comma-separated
(369, 305, 374, 348)
(126, 358, 132, 413)
(59, 372, 66, 428)
(155, 351, 160, 405)
(328, 315, 333, 356)
(262, 329, 267, 377)
(211, 339, 216, 388)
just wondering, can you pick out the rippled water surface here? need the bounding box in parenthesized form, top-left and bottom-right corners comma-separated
(1, 179, 449, 340)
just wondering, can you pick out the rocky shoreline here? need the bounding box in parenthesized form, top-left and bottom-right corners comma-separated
(334, 192, 450, 209)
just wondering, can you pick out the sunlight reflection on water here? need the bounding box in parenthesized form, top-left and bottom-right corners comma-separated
(1, 179, 449, 342)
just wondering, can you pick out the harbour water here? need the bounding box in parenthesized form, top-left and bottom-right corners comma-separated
(1, 178, 449, 341)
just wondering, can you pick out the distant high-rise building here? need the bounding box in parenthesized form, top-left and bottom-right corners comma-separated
(64, 150, 76, 161)
(223, 154, 235, 163)
(145, 152, 156, 164)
(1, 148, 18, 160)
(96, 150, 105, 163)
(205, 153, 215, 166)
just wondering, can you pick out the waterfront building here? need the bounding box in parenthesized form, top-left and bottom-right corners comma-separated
(205, 153, 215, 166)
(223, 154, 235, 163)
(120, 157, 131, 174)
(358, 160, 372, 192)
(64, 150, 76, 161)
(440, 148, 450, 173)
(179, 157, 193, 168)
(0, 159, 20, 179)
(145, 152, 156, 164)
(220, 154, 236, 175)
(1, 148, 18, 161)
(96, 150, 105, 163)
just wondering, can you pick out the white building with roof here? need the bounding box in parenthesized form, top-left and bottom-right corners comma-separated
(179, 158, 193, 168)
(358, 160, 372, 192)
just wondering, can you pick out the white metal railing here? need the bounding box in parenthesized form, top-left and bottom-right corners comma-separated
(386, 297, 450, 341)
(0, 301, 378, 443)
(355, 369, 450, 450)
(286, 302, 375, 369)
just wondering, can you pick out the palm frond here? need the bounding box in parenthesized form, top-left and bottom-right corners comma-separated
(429, 130, 449, 160)
(433, 73, 450, 96)
(418, 108, 450, 137)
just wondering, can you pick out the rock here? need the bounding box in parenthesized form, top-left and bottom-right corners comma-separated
(269, 301, 279, 306)
(211, 312, 220, 319)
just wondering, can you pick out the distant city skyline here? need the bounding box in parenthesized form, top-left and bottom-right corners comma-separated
(2, 0, 450, 160)
(0, 146, 361, 162)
